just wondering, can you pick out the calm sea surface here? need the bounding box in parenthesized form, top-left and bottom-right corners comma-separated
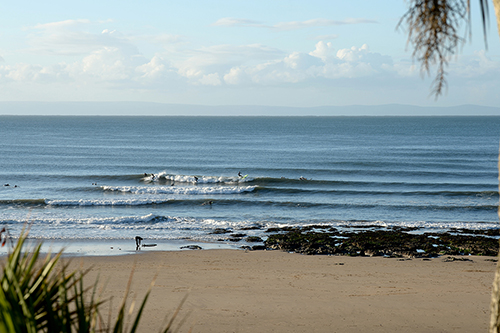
(0, 116, 499, 244)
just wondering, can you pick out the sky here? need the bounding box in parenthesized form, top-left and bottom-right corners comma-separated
(1, 0, 500, 111)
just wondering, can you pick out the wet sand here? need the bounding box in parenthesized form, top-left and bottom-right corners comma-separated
(63, 249, 497, 333)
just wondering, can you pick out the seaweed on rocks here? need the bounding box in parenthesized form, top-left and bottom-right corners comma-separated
(263, 228, 499, 257)
(245, 236, 263, 243)
(265, 230, 337, 255)
(436, 233, 498, 256)
(210, 228, 232, 234)
(455, 228, 500, 237)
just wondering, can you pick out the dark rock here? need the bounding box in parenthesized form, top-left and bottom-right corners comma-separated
(265, 226, 297, 233)
(240, 225, 263, 230)
(210, 228, 232, 234)
(442, 256, 473, 262)
(246, 236, 263, 243)
(180, 245, 203, 250)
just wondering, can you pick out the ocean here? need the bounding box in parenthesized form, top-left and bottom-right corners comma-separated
(0, 116, 499, 253)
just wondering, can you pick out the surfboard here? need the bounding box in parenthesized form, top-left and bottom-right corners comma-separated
(240, 174, 248, 179)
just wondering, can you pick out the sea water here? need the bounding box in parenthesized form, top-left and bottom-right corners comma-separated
(0, 116, 499, 248)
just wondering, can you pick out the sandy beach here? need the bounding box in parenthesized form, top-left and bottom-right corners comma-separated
(62, 249, 497, 333)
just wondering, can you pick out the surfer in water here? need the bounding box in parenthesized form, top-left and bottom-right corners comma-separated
(238, 172, 242, 177)
(194, 176, 198, 183)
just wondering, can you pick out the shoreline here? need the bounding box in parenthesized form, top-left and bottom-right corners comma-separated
(0, 238, 243, 257)
(1, 225, 498, 258)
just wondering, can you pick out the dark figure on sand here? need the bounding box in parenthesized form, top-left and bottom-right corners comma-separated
(135, 236, 143, 250)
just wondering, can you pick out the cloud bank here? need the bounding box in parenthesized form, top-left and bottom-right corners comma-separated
(1, 19, 499, 106)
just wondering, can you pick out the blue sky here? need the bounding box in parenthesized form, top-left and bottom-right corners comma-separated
(1, 0, 499, 109)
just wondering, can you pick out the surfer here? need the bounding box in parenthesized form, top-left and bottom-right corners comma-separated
(238, 172, 242, 177)
(194, 176, 198, 183)
(135, 236, 143, 250)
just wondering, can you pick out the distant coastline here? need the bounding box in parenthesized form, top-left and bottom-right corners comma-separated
(0, 101, 499, 116)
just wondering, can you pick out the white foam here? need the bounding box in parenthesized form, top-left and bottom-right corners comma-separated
(102, 185, 256, 195)
(147, 172, 252, 184)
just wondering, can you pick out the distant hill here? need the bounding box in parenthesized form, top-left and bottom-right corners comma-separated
(0, 101, 498, 116)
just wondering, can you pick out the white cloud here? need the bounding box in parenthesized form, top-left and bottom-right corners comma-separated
(152, 33, 185, 45)
(451, 51, 500, 79)
(284, 52, 323, 70)
(0, 41, 412, 88)
(212, 18, 266, 28)
(309, 41, 336, 62)
(212, 17, 377, 31)
(274, 18, 377, 31)
(199, 73, 222, 86)
(136, 55, 167, 80)
(70, 47, 143, 81)
(224, 67, 248, 85)
(219, 42, 395, 85)
(27, 19, 139, 56)
(313, 34, 339, 41)
(33, 19, 91, 30)
(175, 44, 283, 81)
(0, 63, 71, 84)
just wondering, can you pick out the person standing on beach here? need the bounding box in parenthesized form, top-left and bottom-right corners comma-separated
(135, 236, 143, 250)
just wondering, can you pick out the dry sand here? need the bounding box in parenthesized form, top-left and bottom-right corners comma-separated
(65, 250, 497, 333)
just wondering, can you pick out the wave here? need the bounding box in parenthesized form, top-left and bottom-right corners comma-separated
(46, 198, 174, 206)
(142, 172, 252, 184)
(257, 187, 499, 198)
(101, 185, 257, 195)
(248, 176, 496, 188)
(7, 171, 495, 190)
(1, 193, 496, 210)
(1, 212, 498, 242)
(44, 198, 497, 211)
(0, 199, 47, 206)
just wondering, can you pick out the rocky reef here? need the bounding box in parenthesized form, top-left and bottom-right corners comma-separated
(263, 227, 499, 257)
